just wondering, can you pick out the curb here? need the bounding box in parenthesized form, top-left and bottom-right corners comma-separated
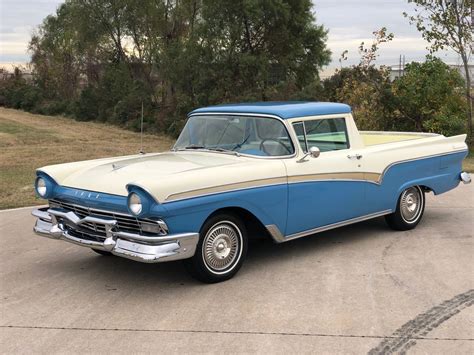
(0, 205, 46, 213)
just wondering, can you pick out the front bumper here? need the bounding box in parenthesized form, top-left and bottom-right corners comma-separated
(32, 207, 199, 263)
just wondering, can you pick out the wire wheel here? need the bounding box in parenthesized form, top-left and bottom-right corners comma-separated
(202, 221, 241, 274)
(400, 186, 423, 223)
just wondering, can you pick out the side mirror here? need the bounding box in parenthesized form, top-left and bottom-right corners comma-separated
(298, 146, 320, 162)
(309, 146, 320, 158)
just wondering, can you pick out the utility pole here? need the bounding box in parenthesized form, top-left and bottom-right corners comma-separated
(140, 101, 145, 154)
(402, 55, 405, 77)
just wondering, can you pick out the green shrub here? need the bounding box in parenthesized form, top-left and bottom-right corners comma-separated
(392, 56, 467, 136)
(74, 87, 99, 121)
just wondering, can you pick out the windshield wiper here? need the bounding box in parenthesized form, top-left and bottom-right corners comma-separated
(183, 144, 206, 149)
(176, 145, 239, 156)
(231, 133, 250, 151)
(173, 144, 206, 152)
(208, 147, 241, 156)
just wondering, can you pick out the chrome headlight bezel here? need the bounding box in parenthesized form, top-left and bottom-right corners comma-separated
(128, 192, 143, 216)
(35, 173, 57, 199)
(126, 185, 158, 218)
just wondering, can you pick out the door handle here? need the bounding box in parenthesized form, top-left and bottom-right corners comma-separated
(347, 154, 363, 160)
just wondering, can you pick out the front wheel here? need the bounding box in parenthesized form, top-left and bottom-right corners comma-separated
(184, 214, 248, 283)
(385, 186, 425, 231)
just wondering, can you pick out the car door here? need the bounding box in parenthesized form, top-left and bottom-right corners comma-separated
(283, 117, 366, 236)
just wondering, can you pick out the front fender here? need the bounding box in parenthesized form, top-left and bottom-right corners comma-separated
(155, 184, 288, 235)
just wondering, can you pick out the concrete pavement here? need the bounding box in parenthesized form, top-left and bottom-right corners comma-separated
(0, 184, 473, 354)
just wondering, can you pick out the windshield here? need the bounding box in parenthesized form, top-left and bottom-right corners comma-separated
(173, 115, 294, 157)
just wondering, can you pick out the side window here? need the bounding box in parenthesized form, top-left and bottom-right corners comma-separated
(292, 122, 307, 152)
(301, 118, 349, 152)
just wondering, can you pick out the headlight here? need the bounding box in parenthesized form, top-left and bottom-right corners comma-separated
(34, 173, 57, 199)
(36, 177, 47, 197)
(128, 193, 142, 215)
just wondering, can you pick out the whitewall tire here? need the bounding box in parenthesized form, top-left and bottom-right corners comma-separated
(184, 213, 248, 283)
(385, 186, 425, 231)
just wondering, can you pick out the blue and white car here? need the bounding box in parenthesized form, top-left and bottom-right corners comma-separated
(33, 102, 471, 282)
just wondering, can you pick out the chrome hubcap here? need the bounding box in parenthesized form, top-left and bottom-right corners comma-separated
(400, 187, 422, 222)
(203, 223, 240, 272)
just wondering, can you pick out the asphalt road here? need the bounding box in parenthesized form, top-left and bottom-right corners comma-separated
(0, 184, 473, 354)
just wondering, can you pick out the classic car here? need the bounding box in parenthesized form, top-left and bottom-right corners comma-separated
(32, 102, 471, 283)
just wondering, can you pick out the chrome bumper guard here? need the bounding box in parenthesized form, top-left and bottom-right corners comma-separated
(32, 207, 199, 263)
(460, 171, 471, 184)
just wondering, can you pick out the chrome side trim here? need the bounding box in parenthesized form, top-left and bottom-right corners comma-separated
(163, 150, 469, 203)
(289, 150, 468, 186)
(375, 149, 468, 185)
(265, 224, 285, 242)
(164, 172, 382, 203)
(266, 209, 393, 243)
(288, 172, 381, 184)
(164, 182, 287, 203)
(165, 177, 287, 202)
(360, 131, 439, 137)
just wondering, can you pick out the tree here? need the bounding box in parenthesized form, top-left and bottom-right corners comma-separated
(392, 56, 467, 136)
(10, 0, 331, 135)
(154, 0, 332, 133)
(404, 0, 473, 145)
(190, 0, 331, 101)
(29, 4, 81, 100)
(329, 28, 396, 130)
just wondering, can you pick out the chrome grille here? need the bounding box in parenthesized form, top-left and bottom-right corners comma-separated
(65, 224, 106, 242)
(48, 199, 165, 237)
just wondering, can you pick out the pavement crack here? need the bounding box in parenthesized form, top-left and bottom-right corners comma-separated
(1, 325, 473, 342)
(381, 236, 414, 296)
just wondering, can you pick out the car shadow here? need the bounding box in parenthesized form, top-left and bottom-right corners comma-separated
(44, 216, 391, 289)
(247, 216, 390, 263)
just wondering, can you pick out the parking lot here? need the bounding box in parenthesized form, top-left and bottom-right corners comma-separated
(0, 184, 472, 354)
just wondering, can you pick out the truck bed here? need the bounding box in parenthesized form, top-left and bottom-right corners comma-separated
(360, 131, 439, 147)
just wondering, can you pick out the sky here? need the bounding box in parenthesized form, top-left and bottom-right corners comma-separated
(313, 0, 460, 68)
(0, 0, 462, 70)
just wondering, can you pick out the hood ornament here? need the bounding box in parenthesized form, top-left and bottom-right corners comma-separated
(111, 163, 125, 171)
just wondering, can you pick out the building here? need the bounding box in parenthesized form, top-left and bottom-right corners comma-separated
(388, 62, 473, 87)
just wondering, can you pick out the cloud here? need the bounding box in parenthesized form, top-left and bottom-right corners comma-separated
(0, 0, 461, 67)
(0, 0, 64, 63)
(313, 0, 459, 66)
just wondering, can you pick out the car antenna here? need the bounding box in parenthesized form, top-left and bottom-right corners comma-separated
(139, 101, 145, 154)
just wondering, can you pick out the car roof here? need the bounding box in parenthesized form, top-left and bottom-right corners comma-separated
(189, 101, 351, 119)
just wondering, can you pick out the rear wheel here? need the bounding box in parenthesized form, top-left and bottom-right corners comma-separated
(385, 186, 425, 231)
(184, 213, 248, 283)
(91, 249, 113, 256)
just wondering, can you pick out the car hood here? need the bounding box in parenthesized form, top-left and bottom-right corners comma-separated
(39, 151, 287, 202)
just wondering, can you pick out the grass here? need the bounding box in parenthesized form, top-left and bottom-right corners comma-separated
(464, 152, 474, 173)
(0, 107, 174, 209)
(0, 107, 473, 210)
